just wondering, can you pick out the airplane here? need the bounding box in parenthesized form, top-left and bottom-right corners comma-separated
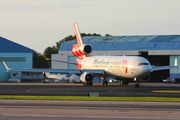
(44, 72, 81, 83)
(43, 72, 70, 83)
(3, 23, 178, 87)
(48, 23, 178, 87)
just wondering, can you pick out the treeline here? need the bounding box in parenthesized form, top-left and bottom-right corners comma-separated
(33, 33, 111, 68)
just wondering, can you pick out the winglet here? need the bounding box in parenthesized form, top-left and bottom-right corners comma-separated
(74, 23, 83, 46)
(175, 58, 178, 69)
(3, 61, 10, 72)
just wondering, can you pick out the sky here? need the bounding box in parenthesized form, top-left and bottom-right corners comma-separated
(0, 0, 180, 54)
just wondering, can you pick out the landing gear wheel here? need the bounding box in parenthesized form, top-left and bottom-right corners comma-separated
(124, 81, 129, 85)
(102, 81, 104, 86)
(102, 81, 108, 86)
(135, 84, 140, 88)
(105, 81, 108, 86)
(83, 82, 88, 86)
(89, 82, 93, 86)
(119, 80, 124, 85)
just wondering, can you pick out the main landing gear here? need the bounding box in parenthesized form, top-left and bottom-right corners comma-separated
(134, 78, 140, 88)
(101, 77, 108, 86)
(83, 82, 93, 86)
(102, 80, 108, 86)
(119, 80, 129, 86)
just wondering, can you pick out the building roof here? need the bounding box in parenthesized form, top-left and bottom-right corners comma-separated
(59, 35, 180, 51)
(0, 36, 32, 53)
(64, 35, 180, 43)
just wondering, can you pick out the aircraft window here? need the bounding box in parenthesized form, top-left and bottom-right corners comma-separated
(138, 63, 149, 66)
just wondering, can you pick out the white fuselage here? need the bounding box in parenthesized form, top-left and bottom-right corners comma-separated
(80, 56, 152, 79)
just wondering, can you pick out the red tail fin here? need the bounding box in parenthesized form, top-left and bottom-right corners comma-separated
(74, 23, 83, 46)
(72, 23, 87, 60)
(72, 23, 92, 69)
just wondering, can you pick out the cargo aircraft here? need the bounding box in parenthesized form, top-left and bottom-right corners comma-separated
(48, 23, 178, 87)
(3, 23, 178, 87)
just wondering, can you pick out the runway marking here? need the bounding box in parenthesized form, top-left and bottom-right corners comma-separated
(0, 114, 179, 120)
(152, 90, 180, 93)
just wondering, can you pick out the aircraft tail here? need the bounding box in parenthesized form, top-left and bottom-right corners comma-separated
(74, 23, 83, 46)
(44, 72, 51, 77)
(72, 23, 92, 60)
(3, 61, 10, 72)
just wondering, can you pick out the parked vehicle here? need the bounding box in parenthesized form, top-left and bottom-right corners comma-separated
(172, 78, 180, 84)
(163, 77, 172, 83)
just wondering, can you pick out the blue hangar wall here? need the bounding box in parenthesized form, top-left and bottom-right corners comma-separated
(0, 36, 32, 82)
(55, 35, 180, 82)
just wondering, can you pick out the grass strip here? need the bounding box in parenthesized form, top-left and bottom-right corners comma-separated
(0, 95, 180, 102)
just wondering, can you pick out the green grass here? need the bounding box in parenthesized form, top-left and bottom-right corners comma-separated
(0, 95, 180, 102)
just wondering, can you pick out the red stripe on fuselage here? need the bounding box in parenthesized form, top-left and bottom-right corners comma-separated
(125, 67, 128, 73)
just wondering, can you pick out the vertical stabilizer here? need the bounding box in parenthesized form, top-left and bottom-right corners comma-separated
(3, 61, 10, 72)
(72, 23, 92, 69)
(74, 23, 83, 46)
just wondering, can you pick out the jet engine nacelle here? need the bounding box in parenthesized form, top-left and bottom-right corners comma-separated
(72, 44, 92, 56)
(80, 72, 94, 83)
(141, 74, 150, 82)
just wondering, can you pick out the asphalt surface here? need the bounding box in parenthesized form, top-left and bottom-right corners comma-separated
(0, 100, 180, 120)
(0, 83, 180, 97)
(0, 83, 180, 120)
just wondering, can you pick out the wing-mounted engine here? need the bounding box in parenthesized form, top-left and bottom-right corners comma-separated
(80, 72, 94, 85)
(72, 44, 92, 56)
(141, 74, 150, 82)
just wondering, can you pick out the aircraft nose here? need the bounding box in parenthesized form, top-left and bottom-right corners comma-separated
(141, 65, 151, 77)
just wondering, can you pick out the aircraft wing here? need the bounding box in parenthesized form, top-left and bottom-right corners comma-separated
(10, 69, 81, 74)
(151, 58, 178, 72)
(151, 65, 178, 72)
(8, 68, 105, 76)
(3, 61, 106, 76)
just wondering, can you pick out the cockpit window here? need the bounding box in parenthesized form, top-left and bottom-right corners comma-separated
(138, 63, 149, 66)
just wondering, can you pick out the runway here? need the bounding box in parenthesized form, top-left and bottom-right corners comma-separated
(0, 83, 180, 97)
(0, 100, 180, 120)
(0, 83, 180, 120)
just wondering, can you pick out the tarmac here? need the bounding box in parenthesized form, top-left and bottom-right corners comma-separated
(0, 82, 180, 97)
(0, 100, 180, 120)
(0, 82, 180, 120)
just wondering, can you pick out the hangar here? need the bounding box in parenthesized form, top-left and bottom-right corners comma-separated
(52, 35, 180, 82)
(0, 36, 33, 82)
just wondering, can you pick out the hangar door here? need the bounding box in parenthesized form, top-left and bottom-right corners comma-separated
(140, 52, 169, 82)
(68, 56, 78, 69)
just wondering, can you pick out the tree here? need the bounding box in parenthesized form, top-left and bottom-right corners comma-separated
(43, 46, 58, 68)
(105, 34, 111, 36)
(34, 33, 109, 68)
(56, 35, 76, 50)
(33, 50, 49, 68)
(56, 33, 101, 50)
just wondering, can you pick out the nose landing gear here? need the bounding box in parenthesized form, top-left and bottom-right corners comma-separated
(134, 78, 140, 88)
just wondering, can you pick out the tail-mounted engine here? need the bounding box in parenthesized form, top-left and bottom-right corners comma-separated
(80, 72, 94, 83)
(72, 44, 92, 56)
